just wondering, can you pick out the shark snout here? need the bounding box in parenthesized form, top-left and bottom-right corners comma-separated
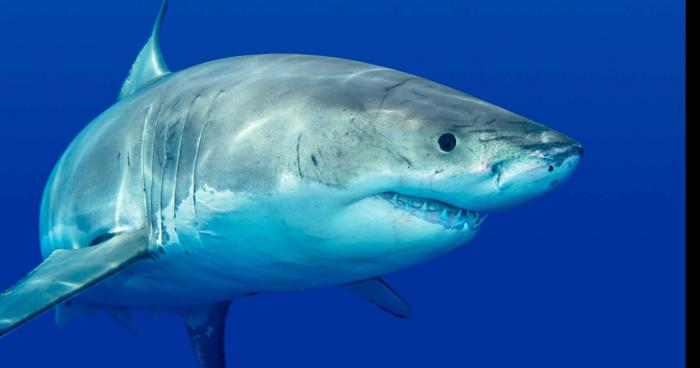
(523, 140, 583, 168)
(528, 130, 583, 160)
(447, 123, 583, 212)
(489, 137, 582, 209)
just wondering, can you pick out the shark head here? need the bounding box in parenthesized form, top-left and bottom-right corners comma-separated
(282, 68, 581, 275)
(366, 90, 585, 214)
(192, 58, 582, 286)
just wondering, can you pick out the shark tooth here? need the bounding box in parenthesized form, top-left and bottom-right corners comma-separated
(465, 212, 488, 228)
(474, 214, 488, 227)
(419, 202, 427, 218)
(453, 210, 466, 229)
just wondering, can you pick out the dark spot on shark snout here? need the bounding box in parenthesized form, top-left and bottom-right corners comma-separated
(311, 154, 318, 166)
(548, 165, 554, 172)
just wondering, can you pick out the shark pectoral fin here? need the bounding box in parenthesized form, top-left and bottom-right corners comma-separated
(344, 277, 412, 319)
(0, 229, 149, 338)
(179, 301, 232, 368)
(118, 0, 170, 100)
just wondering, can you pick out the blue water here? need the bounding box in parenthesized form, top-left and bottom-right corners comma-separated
(0, 0, 685, 367)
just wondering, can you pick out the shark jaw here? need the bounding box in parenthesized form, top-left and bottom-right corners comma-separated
(377, 192, 487, 231)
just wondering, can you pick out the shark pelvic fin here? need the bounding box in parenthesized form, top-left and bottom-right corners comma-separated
(179, 301, 232, 368)
(56, 301, 139, 335)
(54, 300, 101, 330)
(0, 229, 150, 338)
(118, 0, 170, 100)
(107, 306, 140, 335)
(344, 277, 411, 318)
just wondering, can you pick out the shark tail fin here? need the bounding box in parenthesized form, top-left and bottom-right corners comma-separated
(179, 301, 232, 368)
(118, 0, 171, 100)
(0, 229, 150, 338)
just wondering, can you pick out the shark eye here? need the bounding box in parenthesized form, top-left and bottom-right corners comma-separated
(438, 133, 457, 152)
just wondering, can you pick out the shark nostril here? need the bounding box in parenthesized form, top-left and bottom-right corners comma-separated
(548, 165, 554, 172)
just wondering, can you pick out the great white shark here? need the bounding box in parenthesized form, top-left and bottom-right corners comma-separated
(0, 2, 583, 367)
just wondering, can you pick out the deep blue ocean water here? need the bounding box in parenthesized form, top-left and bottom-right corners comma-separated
(0, 0, 685, 367)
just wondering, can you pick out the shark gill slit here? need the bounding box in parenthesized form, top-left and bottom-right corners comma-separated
(160, 123, 186, 243)
(163, 96, 197, 239)
(139, 106, 151, 230)
(157, 99, 180, 245)
(191, 90, 226, 226)
(139, 102, 159, 243)
(155, 100, 177, 245)
(148, 99, 166, 245)
(172, 95, 201, 225)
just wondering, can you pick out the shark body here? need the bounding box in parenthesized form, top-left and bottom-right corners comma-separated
(0, 2, 582, 367)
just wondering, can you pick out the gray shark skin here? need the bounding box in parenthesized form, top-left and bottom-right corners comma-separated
(0, 2, 582, 367)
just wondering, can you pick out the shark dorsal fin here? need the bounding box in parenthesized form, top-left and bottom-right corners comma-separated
(118, 0, 170, 100)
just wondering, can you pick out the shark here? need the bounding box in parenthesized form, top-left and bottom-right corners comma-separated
(0, 1, 583, 367)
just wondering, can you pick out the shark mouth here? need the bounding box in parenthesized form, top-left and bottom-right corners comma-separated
(378, 192, 487, 231)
